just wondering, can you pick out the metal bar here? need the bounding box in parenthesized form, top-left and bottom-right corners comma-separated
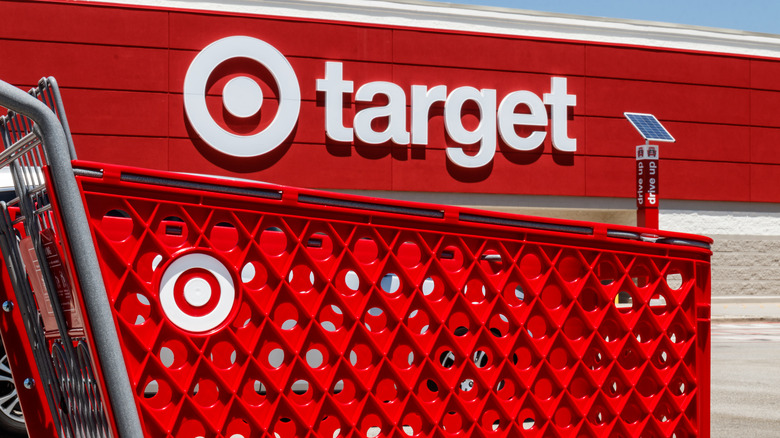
(39, 77, 76, 159)
(0, 79, 143, 437)
(34, 203, 52, 215)
(459, 212, 594, 235)
(7, 115, 83, 438)
(605, 229, 712, 250)
(656, 237, 712, 250)
(24, 183, 46, 198)
(606, 230, 641, 241)
(72, 168, 103, 179)
(119, 171, 283, 200)
(298, 193, 445, 219)
(0, 132, 40, 168)
(0, 202, 66, 435)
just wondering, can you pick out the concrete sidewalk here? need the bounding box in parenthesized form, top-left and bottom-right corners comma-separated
(711, 296, 780, 322)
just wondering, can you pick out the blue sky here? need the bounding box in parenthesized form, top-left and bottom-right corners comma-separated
(436, 0, 780, 35)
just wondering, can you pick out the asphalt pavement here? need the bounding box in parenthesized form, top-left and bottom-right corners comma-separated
(711, 296, 780, 438)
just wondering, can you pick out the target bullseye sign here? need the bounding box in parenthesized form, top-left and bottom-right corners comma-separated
(159, 252, 237, 333)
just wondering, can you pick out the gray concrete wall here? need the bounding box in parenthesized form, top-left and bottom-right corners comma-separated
(660, 202, 780, 297)
(710, 236, 780, 296)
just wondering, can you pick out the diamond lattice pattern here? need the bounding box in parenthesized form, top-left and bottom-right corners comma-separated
(80, 181, 706, 438)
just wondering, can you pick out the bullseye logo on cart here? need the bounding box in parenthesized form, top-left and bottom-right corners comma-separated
(184, 36, 578, 169)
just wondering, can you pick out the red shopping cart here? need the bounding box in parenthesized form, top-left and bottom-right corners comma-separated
(0, 77, 711, 437)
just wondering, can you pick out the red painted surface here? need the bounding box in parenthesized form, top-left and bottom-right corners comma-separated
(750, 164, 780, 202)
(71, 160, 712, 437)
(584, 45, 750, 87)
(750, 127, 780, 164)
(391, 30, 586, 74)
(635, 147, 659, 228)
(0, 0, 779, 203)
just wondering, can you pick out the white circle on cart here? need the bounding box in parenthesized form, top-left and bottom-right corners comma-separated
(183, 36, 301, 157)
(345, 270, 360, 291)
(152, 254, 163, 271)
(223, 76, 263, 118)
(159, 253, 235, 333)
(183, 277, 212, 307)
(381, 273, 400, 293)
(422, 277, 435, 295)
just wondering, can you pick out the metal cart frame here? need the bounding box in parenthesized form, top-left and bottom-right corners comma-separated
(0, 77, 142, 437)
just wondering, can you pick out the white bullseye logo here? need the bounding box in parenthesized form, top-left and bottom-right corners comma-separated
(159, 253, 236, 333)
(183, 35, 301, 157)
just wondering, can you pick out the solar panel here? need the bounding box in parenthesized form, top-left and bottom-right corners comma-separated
(624, 112, 675, 142)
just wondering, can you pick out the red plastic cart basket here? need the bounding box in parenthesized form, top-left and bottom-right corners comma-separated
(0, 78, 711, 438)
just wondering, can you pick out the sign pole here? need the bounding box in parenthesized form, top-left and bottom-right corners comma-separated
(636, 143, 659, 229)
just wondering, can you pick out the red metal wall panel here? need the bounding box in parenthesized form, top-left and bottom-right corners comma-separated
(167, 139, 396, 191)
(750, 89, 780, 127)
(750, 59, 780, 91)
(74, 135, 170, 169)
(750, 127, 780, 165)
(0, 1, 168, 47)
(1, 0, 778, 205)
(391, 148, 587, 196)
(584, 78, 750, 124)
(60, 89, 169, 137)
(585, 118, 750, 163)
(750, 164, 780, 202)
(583, 156, 634, 198)
(662, 160, 750, 202)
(585, 45, 750, 87)
(391, 30, 586, 75)
(0, 40, 169, 92)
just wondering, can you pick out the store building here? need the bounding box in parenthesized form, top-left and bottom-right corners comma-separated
(2, 0, 779, 296)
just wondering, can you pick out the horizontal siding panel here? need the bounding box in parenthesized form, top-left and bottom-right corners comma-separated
(585, 157, 750, 201)
(750, 59, 780, 91)
(0, 39, 168, 92)
(74, 135, 169, 169)
(61, 88, 169, 137)
(750, 127, 780, 165)
(0, 0, 168, 47)
(750, 164, 780, 202)
(585, 78, 750, 125)
(584, 156, 634, 198)
(167, 139, 394, 190)
(584, 117, 750, 163)
(750, 89, 780, 128)
(391, 148, 585, 196)
(586, 46, 749, 87)
(393, 30, 585, 75)
(662, 160, 749, 201)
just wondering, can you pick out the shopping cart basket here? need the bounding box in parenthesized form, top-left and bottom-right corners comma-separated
(0, 77, 711, 437)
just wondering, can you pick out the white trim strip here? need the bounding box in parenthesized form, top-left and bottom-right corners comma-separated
(84, 0, 780, 58)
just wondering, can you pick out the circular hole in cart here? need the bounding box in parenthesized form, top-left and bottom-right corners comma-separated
(101, 209, 133, 241)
